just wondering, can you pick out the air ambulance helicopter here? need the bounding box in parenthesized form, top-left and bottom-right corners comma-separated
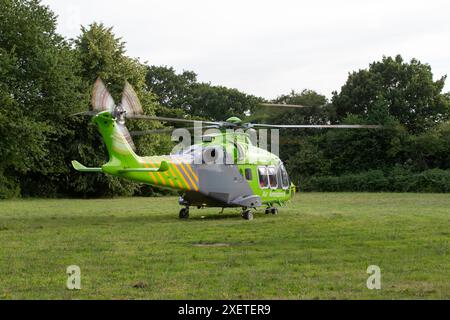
(72, 79, 381, 220)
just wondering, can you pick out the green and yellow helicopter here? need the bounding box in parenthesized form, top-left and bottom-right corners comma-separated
(73, 79, 381, 220)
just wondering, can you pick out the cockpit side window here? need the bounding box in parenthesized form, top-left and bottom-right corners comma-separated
(280, 164, 290, 189)
(258, 166, 269, 189)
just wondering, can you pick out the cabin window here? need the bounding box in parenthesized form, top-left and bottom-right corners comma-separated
(258, 166, 269, 189)
(268, 166, 278, 189)
(245, 168, 253, 181)
(280, 164, 290, 189)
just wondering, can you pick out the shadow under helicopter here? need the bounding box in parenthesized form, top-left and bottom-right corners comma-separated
(12, 210, 273, 231)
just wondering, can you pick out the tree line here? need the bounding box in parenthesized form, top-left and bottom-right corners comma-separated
(0, 0, 449, 198)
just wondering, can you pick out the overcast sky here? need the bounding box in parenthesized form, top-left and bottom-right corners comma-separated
(42, 0, 450, 99)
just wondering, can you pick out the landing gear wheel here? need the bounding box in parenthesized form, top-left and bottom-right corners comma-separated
(179, 208, 189, 219)
(265, 208, 271, 215)
(242, 210, 254, 221)
(271, 208, 278, 215)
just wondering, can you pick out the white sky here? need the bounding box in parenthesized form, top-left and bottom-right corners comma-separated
(42, 0, 450, 99)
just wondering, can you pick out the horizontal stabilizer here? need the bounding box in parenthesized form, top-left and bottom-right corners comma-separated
(71, 160, 102, 173)
(118, 161, 169, 173)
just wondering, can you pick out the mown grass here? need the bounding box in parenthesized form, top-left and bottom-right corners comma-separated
(0, 193, 448, 299)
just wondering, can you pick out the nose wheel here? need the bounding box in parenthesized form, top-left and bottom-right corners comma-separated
(265, 207, 278, 215)
(241, 209, 254, 220)
(179, 207, 190, 219)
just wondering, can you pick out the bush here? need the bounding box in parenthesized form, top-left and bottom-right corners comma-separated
(301, 169, 450, 193)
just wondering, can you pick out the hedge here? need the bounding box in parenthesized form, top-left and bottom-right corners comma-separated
(300, 169, 450, 193)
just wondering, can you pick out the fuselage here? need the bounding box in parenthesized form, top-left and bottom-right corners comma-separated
(90, 112, 296, 209)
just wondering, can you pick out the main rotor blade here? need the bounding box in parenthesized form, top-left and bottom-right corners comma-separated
(126, 114, 228, 127)
(131, 127, 182, 136)
(70, 112, 228, 130)
(130, 125, 219, 136)
(250, 124, 383, 129)
(71, 111, 99, 117)
(259, 103, 312, 108)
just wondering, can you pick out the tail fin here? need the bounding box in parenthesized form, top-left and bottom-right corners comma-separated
(92, 111, 140, 172)
(72, 79, 147, 175)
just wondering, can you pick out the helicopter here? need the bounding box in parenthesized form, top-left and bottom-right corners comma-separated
(72, 79, 381, 220)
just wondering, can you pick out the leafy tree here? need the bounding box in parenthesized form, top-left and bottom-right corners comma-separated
(249, 89, 331, 125)
(273, 89, 333, 126)
(406, 122, 450, 171)
(254, 90, 333, 182)
(332, 55, 450, 133)
(0, 0, 86, 198)
(146, 66, 261, 121)
(146, 65, 197, 109)
(188, 83, 261, 121)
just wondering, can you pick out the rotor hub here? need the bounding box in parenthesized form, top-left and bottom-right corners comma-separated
(225, 116, 242, 124)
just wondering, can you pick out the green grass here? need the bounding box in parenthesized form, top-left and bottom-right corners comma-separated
(0, 193, 449, 299)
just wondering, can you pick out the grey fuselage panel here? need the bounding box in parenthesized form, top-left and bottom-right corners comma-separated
(188, 164, 260, 208)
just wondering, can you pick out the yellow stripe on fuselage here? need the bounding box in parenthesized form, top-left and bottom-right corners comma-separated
(139, 156, 195, 191)
(172, 163, 191, 190)
(179, 162, 198, 191)
(185, 163, 199, 183)
(143, 163, 158, 184)
(168, 165, 183, 189)
(148, 162, 172, 187)
(147, 163, 165, 186)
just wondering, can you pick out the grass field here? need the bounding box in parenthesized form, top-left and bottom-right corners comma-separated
(0, 193, 449, 300)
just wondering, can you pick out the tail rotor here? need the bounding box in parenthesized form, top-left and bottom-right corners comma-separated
(78, 78, 146, 152)
(91, 78, 116, 113)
